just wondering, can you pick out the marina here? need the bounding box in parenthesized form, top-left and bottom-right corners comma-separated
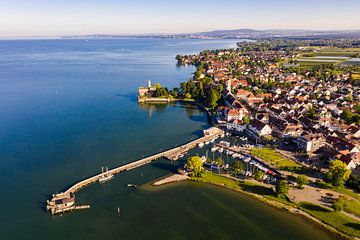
(46, 127, 224, 214)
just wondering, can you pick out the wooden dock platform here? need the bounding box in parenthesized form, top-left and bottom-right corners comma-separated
(47, 127, 224, 214)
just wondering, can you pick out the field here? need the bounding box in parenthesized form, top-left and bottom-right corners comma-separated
(299, 47, 360, 57)
(295, 47, 360, 66)
(299, 202, 360, 238)
(250, 147, 302, 170)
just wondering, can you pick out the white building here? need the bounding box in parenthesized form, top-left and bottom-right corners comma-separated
(248, 119, 272, 137)
(227, 119, 246, 132)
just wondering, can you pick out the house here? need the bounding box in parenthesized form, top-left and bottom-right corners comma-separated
(238, 80, 249, 87)
(257, 93, 273, 100)
(327, 136, 360, 153)
(346, 125, 360, 139)
(227, 119, 246, 133)
(226, 108, 248, 121)
(248, 119, 272, 137)
(332, 152, 360, 170)
(296, 133, 326, 152)
(236, 89, 252, 100)
(255, 112, 270, 123)
(278, 123, 303, 139)
(319, 116, 332, 128)
(247, 94, 264, 105)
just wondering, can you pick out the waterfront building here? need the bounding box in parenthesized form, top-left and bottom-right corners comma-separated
(138, 80, 156, 97)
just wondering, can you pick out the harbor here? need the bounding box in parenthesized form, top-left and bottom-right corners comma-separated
(46, 127, 224, 214)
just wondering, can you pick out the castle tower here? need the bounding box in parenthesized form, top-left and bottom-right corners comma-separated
(147, 80, 151, 88)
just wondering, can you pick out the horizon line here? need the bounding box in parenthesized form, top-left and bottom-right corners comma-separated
(1, 28, 360, 40)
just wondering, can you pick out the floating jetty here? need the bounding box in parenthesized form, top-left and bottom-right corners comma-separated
(46, 127, 224, 215)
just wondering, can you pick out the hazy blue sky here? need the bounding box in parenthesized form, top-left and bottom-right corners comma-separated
(1, 0, 359, 37)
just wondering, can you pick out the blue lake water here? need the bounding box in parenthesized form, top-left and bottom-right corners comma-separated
(0, 38, 339, 239)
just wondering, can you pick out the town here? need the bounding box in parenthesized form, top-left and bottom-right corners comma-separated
(138, 39, 360, 238)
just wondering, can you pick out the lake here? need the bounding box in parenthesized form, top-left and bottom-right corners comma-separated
(0, 38, 339, 239)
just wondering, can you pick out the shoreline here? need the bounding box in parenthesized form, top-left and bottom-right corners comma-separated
(139, 98, 216, 126)
(151, 173, 355, 240)
(141, 96, 358, 239)
(152, 173, 189, 186)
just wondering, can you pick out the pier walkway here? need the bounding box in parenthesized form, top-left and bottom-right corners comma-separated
(47, 127, 224, 214)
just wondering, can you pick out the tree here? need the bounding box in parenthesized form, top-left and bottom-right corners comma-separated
(185, 93, 192, 99)
(180, 82, 187, 94)
(243, 116, 250, 125)
(333, 196, 345, 212)
(254, 170, 265, 182)
(215, 157, 224, 167)
(325, 160, 351, 187)
(307, 107, 317, 119)
(347, 174, 360, 192)
(354, 104, 360, 114)
(155, 83, 161, 89)
(231, 160, 243, 177)
(295, 175, 308, 189)
(341, 109, 354, 123)
(346, 93, 353, 102)
(209, 89, 220, 109)
(275, 180, 289, 197)
(186, 156, 204, 177)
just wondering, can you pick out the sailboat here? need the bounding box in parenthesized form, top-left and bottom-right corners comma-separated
(117, 206, 121, 215)
(98, 167, 114, 183)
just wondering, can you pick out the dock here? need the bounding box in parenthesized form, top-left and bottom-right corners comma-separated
(47, 127, 224, 214)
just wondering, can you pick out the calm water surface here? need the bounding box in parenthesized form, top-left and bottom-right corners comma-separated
(0, 39, 339, 239)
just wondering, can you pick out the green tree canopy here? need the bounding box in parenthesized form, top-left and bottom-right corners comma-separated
(325, 160, 351, 187)
(275, 180, 289, 197)
(207, 89, 220, 109)
(231, 160, 244, 176)
(295, 175, 308, 189)
(186, 156, 204, 177)
(215, 157, 224, 167)
(254, 170, 265, 182)
(333, 196, 345, 212)
(243, 116, 250, 125)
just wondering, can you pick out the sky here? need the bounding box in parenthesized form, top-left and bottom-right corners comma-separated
(0, 0, 360, 37)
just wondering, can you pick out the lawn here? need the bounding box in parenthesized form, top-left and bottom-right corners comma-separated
(197, 171, 273, 195)
(342, 197, 360, 217)
(195, 171, 295, 206)
(250, 147, 302, 171)
(299, 202, 360, 238)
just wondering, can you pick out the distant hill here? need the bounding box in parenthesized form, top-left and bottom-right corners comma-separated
(62, 29, 360, 40)
(183, 29, 360, 39)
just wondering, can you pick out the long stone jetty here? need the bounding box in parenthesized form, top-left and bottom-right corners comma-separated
(46, 127, 224, 214)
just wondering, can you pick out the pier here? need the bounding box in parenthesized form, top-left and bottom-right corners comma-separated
(47, 127, 224, 214)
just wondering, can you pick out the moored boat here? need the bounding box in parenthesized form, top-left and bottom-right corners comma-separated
(99, 167, 114, 183)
